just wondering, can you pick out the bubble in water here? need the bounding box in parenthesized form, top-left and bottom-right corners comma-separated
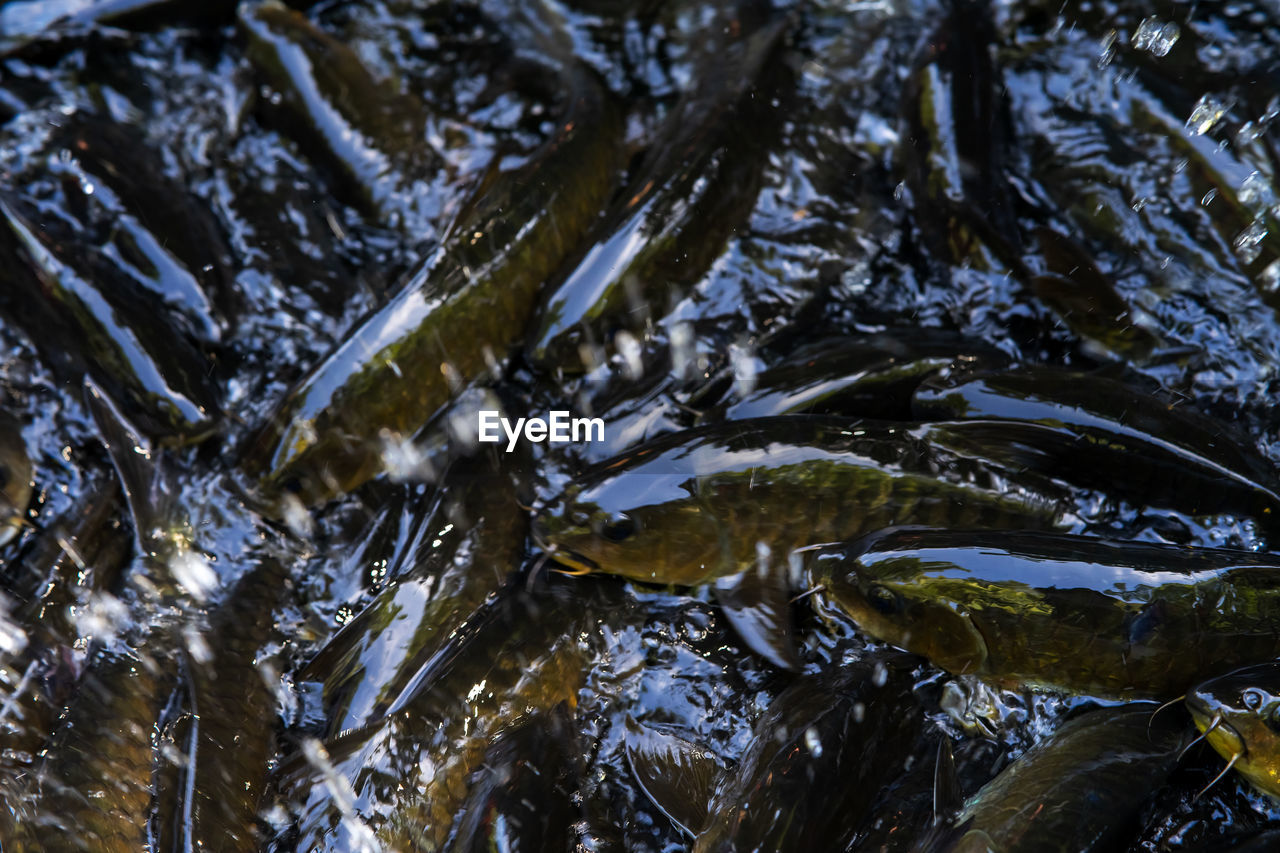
(1186, 95, 1229, 136)
(615, 330, 644, 381)
(1239, 171, 1276, 213)
(729, 342, 759, 399)
(804, 726, 823, 757)
(169, 546, 218, 601)
(1131, 17, 1180, 57)
(281, 493, 315, 539)
(669, 321, 695, 380)
(1259, 259, 1280, 294)
(1234, 220, 1268, 265)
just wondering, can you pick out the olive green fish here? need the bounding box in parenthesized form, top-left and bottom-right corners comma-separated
(243, 58, 625, 506)
(919, 705, 1187, 852)
(7, 644, 174, 852)
(239, 0, 443, 234)
(535, 416, 1058, 587)
(627, 655, 929, 852)
(277, 577, 618, 851)
(300, 453, 530, 734)
(811, 527, 1280, 698)
(704, 331, 1007, 422)
(913, 365, 1280, 525)
(0, 197, 221, 442)
(1186, 662, 1280, 801)
(527, 5, 794, 371)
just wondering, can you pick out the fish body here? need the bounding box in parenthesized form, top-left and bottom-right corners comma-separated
(913, 366, 1280, 524)
(243, 61, 625, 505)
(536, 416, 1058, 586)
(923, 705, 1186, 852)
(0, 198, 221, 442)
(526, 7, 794, 371)
(278, 578, 615, 851)
(1186, 662, 1280, 800)
(811, 527, 1280, 698)
(239, 0, 442, 234)
(627, 657, 930, 851)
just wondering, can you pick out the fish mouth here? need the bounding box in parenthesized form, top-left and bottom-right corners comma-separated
(530, 525, 600, 575)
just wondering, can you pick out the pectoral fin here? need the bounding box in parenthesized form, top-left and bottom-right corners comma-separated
(624, 717, 726, 837)
(712, 567, 801, 671)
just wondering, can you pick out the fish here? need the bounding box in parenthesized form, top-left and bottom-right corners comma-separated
(0, 415, 32, 547)
(7, 644, 175, 852)
(242, 54, 626, 507)
(912, 366, 1280, 526)
(1186, 662, 1280, 800)
(526, 3, 794, 371)
(535, 416, 1058, 587)
(627, 655, 930, 851)
(300, 453, 530, 734)
(704, 331, 1008, 422)
(900, 0, 1020, 272)
(276, 576, 618, 851)
(535, 415, 1058, 669)
(0, 477, 130, 776)
(239, 0, 443, 235)
(809, 527, 1280, 698)
(48, 110, 236, 345)
(0, 197, 221, 442)
(442, 702, 583, 852)
(920, 705, 1188, 852)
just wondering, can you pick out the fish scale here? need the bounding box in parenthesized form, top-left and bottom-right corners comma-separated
(537, 417, 1061, 587)
(812, 529, 1280, 699)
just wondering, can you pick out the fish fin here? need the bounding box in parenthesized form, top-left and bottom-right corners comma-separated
(933, 735, 963, 824)
(712, 568, 801, 671)
(83, 378, 168, 554)
(624, 717, 725, 837)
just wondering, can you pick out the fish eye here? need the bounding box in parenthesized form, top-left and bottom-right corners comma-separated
(867, 584, 902, 616)
(1244, 688, 1267, 712)
(600, 513, 636, 542)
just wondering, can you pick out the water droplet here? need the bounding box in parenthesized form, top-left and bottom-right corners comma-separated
(281, 493, 314, 539)
(804, 726, 823, 757)
(1097, 29, 1118, 68)
(615, 330, 644, 381)
(1234, 220, 1268, 265)
(1202, 188, 1218, 206)
(893, 181, 906, 201)
(669, 321, 695, 380)
(169, 546, 217, 601)
(1131, 18, 1180, 57)
(1239, 171, 1276, 213)
(1259, 259, 1280, 294)
(184, 625, 212, 664)
(729, 342, 758, 399)
(872, 662, 888, 686)
(1186, 95, 1229, 136)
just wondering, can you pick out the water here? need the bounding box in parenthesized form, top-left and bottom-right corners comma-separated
(0, 0, 1278, 849)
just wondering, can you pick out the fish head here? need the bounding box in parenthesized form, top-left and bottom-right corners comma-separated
(1187, 662, 1280, 798)
(808, 543, 990, 676)
(534, 474, 726, 586)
